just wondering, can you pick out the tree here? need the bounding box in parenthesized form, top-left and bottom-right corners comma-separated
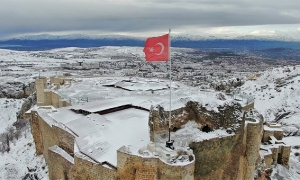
(0, 132, 10, 153)
(15, 130, 22, 140)
(6, 133, 10, 152)
(6, 126, 15, 141)
(0, 133, 7, 153)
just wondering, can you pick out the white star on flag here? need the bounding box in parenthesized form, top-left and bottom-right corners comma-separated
(149, 47, 154, 52)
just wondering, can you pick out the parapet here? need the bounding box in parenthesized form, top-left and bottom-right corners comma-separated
(117, 145, 195, 180)
(259, 122, 291, 174)
(262, 123, 284, 143)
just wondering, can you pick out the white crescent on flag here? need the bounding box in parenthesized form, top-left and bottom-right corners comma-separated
(155, 42, 164, 55)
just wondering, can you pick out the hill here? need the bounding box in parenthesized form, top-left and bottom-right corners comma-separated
(241, 65, 300, 179)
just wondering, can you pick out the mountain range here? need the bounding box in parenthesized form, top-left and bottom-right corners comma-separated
(1, 34, 300, 55)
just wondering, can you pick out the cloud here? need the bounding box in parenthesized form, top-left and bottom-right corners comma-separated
(208, 27, 236, 35)
(1, 0, 300, 39)
(250, 30, 276, 36)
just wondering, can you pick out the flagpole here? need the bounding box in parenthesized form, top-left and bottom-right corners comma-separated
(169, 28, 171, 134)
(166, 28, 174, 150)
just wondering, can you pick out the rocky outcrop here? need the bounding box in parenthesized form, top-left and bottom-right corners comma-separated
(149, 100, 266, 180)
(210, 78, 245, 92)
(0, 81, 35, 99)
(9, 82, 37, 129)
(148, 100, 243, 141)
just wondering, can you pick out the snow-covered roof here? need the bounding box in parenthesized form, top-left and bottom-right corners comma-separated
(264, 125, 283, 132)
(39, 106, 150, 166)
(31, 73, 259, 168)
(49, 145, 74, 164)
(64, 114, 111, 137)
(48, 107, 84, 124)
(74, 108, 150, 166)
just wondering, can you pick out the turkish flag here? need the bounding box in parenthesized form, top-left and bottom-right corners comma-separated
(143, 34, 169, 62)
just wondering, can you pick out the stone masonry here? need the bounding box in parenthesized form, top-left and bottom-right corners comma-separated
(27, 77, 291, 180)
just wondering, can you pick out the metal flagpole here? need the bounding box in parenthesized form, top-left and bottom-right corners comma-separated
(166, 28, 174, 150)
(169, 28, 171, 134)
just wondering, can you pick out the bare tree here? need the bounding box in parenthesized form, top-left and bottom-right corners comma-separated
(0, 132, 10, 153)
(15, 129, 22, 140)
(6, 126, 15, 142)
(0, 133, 7, 153)
(6, 133, 10, 152)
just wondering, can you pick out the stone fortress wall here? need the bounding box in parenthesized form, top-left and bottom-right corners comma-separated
(260, 123, 291, 170)
(30, 76, 195, 180)
(35, 76, 71, 108)
(243, 117, 264, 180)
(148, 102, 260, 180)
(29, 104, 117, 179)
(117, 146, 195, 180)
(28, 76, 291, 180)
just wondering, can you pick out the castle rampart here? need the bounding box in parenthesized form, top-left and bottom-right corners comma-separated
(243, 118, 264, 180)
(30, 108, 76, 162)
(27, 76, 291, 180)
(35, 77, 47, 105)
(48, 145, 74, 180)
(35, 77, 71, 108)
(117, 146, 195, 180)
(190, 134, 245, 180)
(70, 153, 117, 180)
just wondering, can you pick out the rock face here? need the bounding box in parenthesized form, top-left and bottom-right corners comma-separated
(210, 78, 245, 92)
(6, 81, 37, 129)
(148, 100, 243, 141)
(0, 81, 35, 99)
(184, 100, 242, 130)
(148, 100, 264, 180)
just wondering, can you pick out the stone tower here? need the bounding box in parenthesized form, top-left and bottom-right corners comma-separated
(35, 77, 47, 106)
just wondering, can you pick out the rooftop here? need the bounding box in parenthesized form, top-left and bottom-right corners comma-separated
(36, 76, 254, 166)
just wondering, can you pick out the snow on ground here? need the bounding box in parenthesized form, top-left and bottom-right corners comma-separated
(57, 76, 241, 113)
(241, 65, 300, 137)
(0, 133, 48, 180)
(271, 136, 300, 180)
(0, 98, 23, 133)
(240, 65, 300, 179)
(241, 66, 300, 126)
(0, 98, 48, 180)
(174, 121, 234, 144)
(0, 49, 51, 178)
(1, 48, 300, 179)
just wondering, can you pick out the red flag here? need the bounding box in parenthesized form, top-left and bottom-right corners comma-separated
(143, 34, 169, 62)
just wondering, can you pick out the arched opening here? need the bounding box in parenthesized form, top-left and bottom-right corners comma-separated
(202, 125, 212, 133)
(172, 127, 178, 132)
(277, 153, 282, 164)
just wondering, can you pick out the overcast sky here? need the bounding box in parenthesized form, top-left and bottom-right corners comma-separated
(1, 0, 300, 40)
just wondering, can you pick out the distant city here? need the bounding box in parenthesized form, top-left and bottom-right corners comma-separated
(1, 45, 300, 93)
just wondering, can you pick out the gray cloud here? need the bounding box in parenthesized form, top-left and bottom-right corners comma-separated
(1, 0, 300, 39)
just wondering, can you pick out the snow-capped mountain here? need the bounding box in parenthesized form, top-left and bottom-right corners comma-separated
(6, 34, 144, 41)
(5, 32, 300, 42)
